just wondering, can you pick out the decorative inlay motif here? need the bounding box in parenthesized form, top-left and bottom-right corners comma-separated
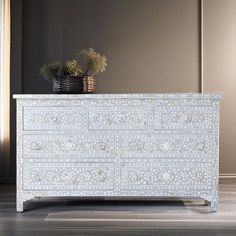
(120, 134, 215, 158)
(23, 106, 85, 130)
(23, 163, 114, 190)
(89, 106, 149, 129)
(23, 135, 115, 158)
(154, 106, 216, 130)
(155, 98, 217, 106)
(160, 112, 205, 123)
(121, 162, 211, 189)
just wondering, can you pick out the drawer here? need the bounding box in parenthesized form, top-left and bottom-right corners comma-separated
(23, 135, 115, 158)
(120, 134, 216, 158)
(23, 106, 86, 130)
(88, 106, 149, 130)
(23, 162, 114, 190)
(154, 106, 217, 130)
(120, 161, 212, 190)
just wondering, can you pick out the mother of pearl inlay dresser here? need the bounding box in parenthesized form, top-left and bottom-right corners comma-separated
(13, 94, 221, 212)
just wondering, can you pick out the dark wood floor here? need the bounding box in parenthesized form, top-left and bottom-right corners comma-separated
(0, 183, 236, 236)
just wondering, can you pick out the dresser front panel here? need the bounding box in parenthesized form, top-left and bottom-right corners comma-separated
(88, 106, 150, 130)
(119, 133, 216, 159)
(23, 106, 86, 131)
(23, 135, 115, 158)
(120, 161, 212, 190)
(23, 162, 115, 191)
(154, 106, 217, 130)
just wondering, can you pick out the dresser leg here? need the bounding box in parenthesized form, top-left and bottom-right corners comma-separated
(210, 200, 217, 212)
(16, 201, 24, 212)
(204, 199, 217, 212)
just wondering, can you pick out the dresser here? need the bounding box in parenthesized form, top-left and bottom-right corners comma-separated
(14, 94, 221, 212)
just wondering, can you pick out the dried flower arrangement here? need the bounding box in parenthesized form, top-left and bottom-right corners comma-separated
(40, 48, 107, 93)
(40, 48, 107, 80)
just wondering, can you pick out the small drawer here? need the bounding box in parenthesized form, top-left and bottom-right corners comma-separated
(88, 106, 149, 130)
(23, 106, 86, 131)
(119, 133, 216, 159)
(23, 162, 115, 191)
(120, 161, 212, 190)
(154, 106, 216, 130)
(23, 134, 115, 158)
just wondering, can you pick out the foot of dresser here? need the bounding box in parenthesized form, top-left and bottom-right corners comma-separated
(16, 201, 24, 212)
(205, 200, 217, 212)
(210, 200, 218, 212)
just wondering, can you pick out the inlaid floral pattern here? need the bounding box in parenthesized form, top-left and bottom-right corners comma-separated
(23, 163, 114, 190)
(23, 106, 84, 130)
(154, 107, 216, 130)
(122, 167, 208, 186)
(160, 112, 206, 124)
(23, 135, 115, 157)
(124, 137, 210, 155)
(89, 107, 149, 129)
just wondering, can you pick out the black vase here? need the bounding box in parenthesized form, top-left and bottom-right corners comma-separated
(52, 76, 83, 94)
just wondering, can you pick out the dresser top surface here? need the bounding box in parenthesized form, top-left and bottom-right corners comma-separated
(13, 93, 222, 99)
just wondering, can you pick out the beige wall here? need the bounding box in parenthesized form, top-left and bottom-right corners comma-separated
(204, 0, 236, 175)
(94, 0, 200, 93)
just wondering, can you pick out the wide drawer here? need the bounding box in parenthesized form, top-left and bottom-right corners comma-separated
(23, 135, 115, 158)
(120, 161, 212, 190)
(120, 133, 216, 158)
(23, 106, 86, 130)
(23, 162, 114, 190)
(154, 106, 217, 130)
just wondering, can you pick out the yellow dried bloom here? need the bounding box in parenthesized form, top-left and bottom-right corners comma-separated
(64, 60, 82, 76)
(79, 48, 107, 77)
